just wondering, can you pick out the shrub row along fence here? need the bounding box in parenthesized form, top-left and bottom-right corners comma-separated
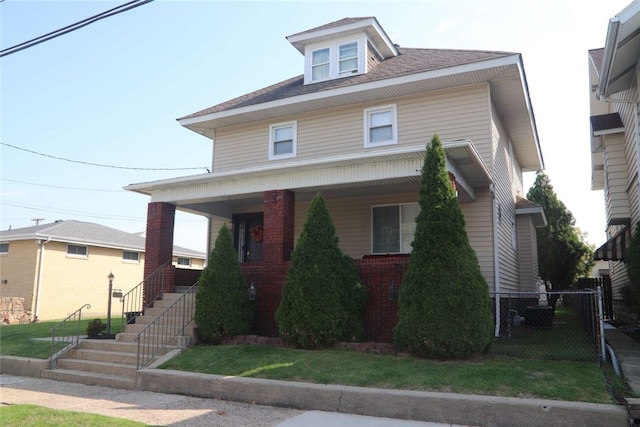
(490, 290, 605, 363)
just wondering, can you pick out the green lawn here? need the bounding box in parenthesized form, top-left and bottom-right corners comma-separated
(0, 404, 145, 427)
(0, 317, 123, 359)
(160, 344, 613, 403)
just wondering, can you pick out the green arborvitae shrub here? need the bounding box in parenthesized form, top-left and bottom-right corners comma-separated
(276, 193, 366, 348)
(393, 134, 494, 359)
(86, 318, 106, 338)
(625, 223, 640, 314)
(195, 223, 253, 344)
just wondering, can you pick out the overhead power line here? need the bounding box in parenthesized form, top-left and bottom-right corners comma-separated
(1, 142, 209, 172)
(1, 0, 155, 58)
(1, 178, 124, 193)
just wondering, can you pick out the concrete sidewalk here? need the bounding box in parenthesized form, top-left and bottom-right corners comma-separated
(0, 375, 467, 426)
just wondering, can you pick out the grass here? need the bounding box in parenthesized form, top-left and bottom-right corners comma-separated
(0, 317, 123, 358)
(160, 344, 612, 403)
(0, 404, 145, 427)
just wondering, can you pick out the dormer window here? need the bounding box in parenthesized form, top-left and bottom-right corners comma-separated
(304, 37, 366, 84)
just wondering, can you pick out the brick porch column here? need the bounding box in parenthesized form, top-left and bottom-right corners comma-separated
(263, 190, 295, 263)
(144, 202, 176, 304)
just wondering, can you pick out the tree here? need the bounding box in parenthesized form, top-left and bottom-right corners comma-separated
(624, 223, 640, 314)
(276, 193, 366, 348)
(195, 223, 253, 343)
(393, 134, 493, 359)
(526, 172, 594, 301)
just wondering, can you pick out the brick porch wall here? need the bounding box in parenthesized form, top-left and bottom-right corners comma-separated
(144, 202, 176, 305)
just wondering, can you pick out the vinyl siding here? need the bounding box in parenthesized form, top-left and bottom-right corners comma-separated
(491, 104, 521, 292)
(212, 84, 492, 173)
(517, 216, 538, 292)
(460, 188, 495, 290)
(604, 133, 630, 223)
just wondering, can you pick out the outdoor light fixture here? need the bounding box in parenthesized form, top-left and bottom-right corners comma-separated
(248, 282, 256, 301)
(388, 281, 397, 301)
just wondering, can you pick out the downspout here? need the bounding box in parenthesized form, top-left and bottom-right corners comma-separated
(33, 237, 50, 320)
(491, 184, 501, 337)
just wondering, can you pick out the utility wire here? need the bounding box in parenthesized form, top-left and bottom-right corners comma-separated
(1, 142, 209, 172)
(1, 0, 155, 58)
(1, 178, 124, 193)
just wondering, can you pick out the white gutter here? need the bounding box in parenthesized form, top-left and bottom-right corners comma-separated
(33, 237, 50, 320)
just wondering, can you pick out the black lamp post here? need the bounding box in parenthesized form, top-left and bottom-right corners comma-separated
(107, 272, 114, 336)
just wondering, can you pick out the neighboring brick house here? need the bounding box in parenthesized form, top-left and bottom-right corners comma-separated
(126, 17, 546, 341)
(588, 0, 640, 321)
(0, 220, 205, 322)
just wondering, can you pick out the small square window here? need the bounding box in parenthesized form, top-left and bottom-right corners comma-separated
(0, 243, 8, 255)
(67, 244, 88, 257)
(269, 121, 297, 160)
(123, 251, 139, 262)
(177, 257, 191, 266)
(364, 105, 398, 147)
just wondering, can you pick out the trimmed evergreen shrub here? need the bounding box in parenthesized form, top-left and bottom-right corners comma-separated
(195, 223, 253, 344)
(276, 193, 366, 348)
(393, 134, 494, 359)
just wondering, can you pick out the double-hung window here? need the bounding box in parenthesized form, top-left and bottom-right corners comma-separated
(372, 203, 419, 254)
(269, 121, 297, 160)
(67, 244, 88, 258)
(364, 105, 398, 147)
(339, 42, 358, 75)
(312, 48, 330, 81)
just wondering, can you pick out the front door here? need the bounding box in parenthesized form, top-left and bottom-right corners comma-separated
(232, 213, 263, 263)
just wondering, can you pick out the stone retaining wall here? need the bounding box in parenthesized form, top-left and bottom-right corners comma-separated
(1, 297, 33, 324)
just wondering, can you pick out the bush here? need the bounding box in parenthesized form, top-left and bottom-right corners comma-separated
(86, 318, 106, 338)
(625, 223, 640, 316)
(393, 134, 493, 359)
(195, 223, 254, 343)
(276, 193, 366, 348)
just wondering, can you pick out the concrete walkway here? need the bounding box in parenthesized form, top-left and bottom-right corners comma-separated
(0, 375, 467, 426)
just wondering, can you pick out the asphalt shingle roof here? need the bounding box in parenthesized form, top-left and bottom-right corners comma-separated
(179, 47, 515, 121)
(0, 220, 205, 258)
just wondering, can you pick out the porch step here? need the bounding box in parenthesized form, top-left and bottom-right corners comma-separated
(72, 348, 140, 365)
(56, 358, 137, 377)
(80, 339, 139, 353)
(116, 331, 195, 344)
(175, 286, 197, 294)
(41, 368, 135, 390)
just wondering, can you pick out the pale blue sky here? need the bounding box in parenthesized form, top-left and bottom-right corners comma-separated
(0, 0, 632, 252)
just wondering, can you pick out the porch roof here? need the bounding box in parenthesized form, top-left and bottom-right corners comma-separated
(125, 140, 491, 217)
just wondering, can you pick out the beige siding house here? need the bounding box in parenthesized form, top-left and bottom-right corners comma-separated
(589, 1, 640, 320)
(126, 17, 545, 341)
(0, 221, 205, 322)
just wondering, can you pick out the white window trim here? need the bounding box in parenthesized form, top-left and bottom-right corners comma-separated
(304, 35, 366, 84)
(371, 202, 418, 254)
(122, 250, 140, 263)
(364, 104, 398, 148)
(269, 121, 297, 160)
(66, 244, 88, 259)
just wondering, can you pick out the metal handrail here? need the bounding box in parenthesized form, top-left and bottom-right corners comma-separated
(120, 260, 172, 331)
(49, 303, 91, 369)
(135, 282, 197, 369)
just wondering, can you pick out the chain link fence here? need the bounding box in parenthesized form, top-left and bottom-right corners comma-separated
(489, 289, 605, 363)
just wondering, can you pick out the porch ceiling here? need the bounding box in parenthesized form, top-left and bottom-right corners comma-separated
(126, 140, 492, 218)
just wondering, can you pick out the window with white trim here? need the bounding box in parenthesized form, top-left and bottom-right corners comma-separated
(304, 37, 365, 84)
(364, 105, 398, 147)
(0, 243, 8, 255)
(123, 251, 140, 262)
(372, 203, 419, 254)
(67, 244, 88, 258)
(269, 121, 297, 160)
(177, 257, 191, 267)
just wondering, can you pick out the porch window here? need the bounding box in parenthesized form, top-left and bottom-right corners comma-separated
(364, 104, 397, 147)
(67, 244, 88, 258)
(269, 121, 297, 160)
(372, 203, 419, 254)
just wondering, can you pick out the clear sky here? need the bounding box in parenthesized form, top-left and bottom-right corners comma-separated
(0, 0, 633, 253)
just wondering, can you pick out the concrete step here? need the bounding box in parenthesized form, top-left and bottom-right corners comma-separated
(41, 368, 135, 390)
(56, 358, 137, 377)
(124, 322, 195, 335)
(133, 309, 194, 323)
(175, 286, 197, 294)
(72, 348, 140, 365)
(80, 339, 139, 353)
(117, 330, 195, 344)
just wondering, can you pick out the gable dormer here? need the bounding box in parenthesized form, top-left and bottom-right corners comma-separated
(286, 17, 399, 85)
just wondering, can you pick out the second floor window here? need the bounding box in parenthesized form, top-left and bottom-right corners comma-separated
(123, 251, 139, 262)
(364, 104, 398, 147)
(339, 42, 358, 75)
(312, 48, 330, 81)
(177, 257, 191, 267)
(269, 121, 297, 160)
(67, 244, 88, 258)
(0, 243, 8, 255)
